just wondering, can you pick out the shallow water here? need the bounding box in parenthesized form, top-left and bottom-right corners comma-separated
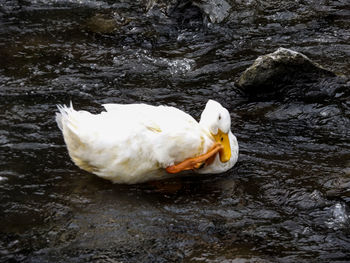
(0, 0, 350, 262)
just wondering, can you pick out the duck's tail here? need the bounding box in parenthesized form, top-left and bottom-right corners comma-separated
(56, 104, 100, 173)
(56, 102, 84, 152)
(56, 102, 74, 131)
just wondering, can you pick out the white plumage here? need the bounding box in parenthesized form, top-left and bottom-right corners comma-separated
(56, 100, 238, 184)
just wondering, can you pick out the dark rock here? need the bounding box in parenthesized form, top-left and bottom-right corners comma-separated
(168, 1, 204, 26)
(237, 48, 336, 93)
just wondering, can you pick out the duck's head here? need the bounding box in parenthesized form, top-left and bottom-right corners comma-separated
(199, 100, 238, 170)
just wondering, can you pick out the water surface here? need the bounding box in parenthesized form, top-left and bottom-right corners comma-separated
(0, 0, 350, 262)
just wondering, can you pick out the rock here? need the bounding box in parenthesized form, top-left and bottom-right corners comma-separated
(86, 13, 130, 34)
(237, 48, 336, 93)
(145, 0, 232, 24)
(193, 0, 231, 23)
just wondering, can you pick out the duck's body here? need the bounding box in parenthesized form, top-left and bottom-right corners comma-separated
(56, 100, 238, 184)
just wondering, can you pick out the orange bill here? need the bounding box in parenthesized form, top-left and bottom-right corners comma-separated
(212, 129, 231, 163)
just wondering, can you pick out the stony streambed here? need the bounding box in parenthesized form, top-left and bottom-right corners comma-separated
(0, 0, 349, 262)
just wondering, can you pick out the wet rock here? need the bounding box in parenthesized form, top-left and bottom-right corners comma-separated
(237, 47, 336, 93)
(145, 0, 178, 17)
(168, 1, 204, 26)
(86, 13, 130, 34)
(192, 0, 231, 23)
(146, 0, 231, 24)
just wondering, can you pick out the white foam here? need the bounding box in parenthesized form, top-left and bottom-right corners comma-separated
(0, 176, 7, 182)
(168, 58, 194, 75)
(326, 203, 349, 230)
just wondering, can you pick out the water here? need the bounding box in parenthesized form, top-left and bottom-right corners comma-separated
(0, 0, 349, 262)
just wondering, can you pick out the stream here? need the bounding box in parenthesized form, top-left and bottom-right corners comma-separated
(0, 0, 350, 262)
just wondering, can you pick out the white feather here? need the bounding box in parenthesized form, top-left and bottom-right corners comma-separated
(56, 100, 238, 184)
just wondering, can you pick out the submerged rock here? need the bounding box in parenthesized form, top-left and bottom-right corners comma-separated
(86, 13, 130, 34)
(237, 48, 336, 93)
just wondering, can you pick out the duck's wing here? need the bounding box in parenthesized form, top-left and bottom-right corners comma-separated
(103, 103, 209, 165)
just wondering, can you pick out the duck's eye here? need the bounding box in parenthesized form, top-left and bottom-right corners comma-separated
(218, 115, 221, 120)
(221, 137, 223, 142)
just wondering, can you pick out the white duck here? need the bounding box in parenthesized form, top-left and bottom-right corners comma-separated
(56, 99, 238, 184)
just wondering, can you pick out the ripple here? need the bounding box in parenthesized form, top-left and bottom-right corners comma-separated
(0, 0, 350, 262)
(113, 50, 195, 76)
(326, 203, 350, 230)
